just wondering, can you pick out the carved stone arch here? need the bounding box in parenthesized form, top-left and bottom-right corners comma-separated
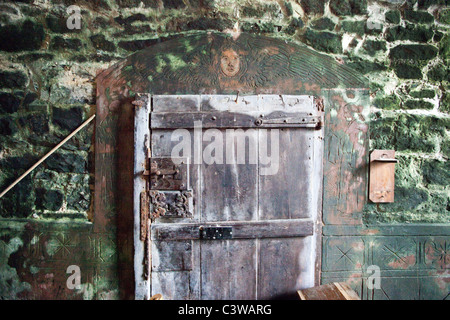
(94, 32, 369, 299)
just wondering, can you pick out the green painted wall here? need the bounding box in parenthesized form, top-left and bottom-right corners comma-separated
(0, 0, 448, 299)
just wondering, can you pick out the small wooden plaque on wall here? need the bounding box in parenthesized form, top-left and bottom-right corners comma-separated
(369, 150, 398, 203)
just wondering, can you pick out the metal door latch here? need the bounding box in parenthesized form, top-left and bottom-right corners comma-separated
(200, 226, 233, 240)
(147, 157, 189, 190)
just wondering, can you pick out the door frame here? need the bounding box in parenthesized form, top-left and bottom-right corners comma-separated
(94, 32, 369, 300)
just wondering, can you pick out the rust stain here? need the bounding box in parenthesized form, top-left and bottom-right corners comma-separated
(425, 242, 450, 269)
(304, 82, 322, 95)
(388, 254, 416, 269)
(361, 229, 380, 235)
(434, 273, 450, 291)
(322, 91, 369, 224)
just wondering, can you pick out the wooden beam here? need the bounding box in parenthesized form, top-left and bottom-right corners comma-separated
(151, 219, 314, 241)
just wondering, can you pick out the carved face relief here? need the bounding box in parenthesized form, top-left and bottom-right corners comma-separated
(220, 49, 240, 77)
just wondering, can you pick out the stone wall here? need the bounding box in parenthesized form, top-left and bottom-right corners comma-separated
(0, 0, 447, 223)
(0, 0, 448, 299)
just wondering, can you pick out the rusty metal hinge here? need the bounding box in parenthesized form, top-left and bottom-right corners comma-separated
(148, 157, 189, 190)
(141, 155, 193, 229)
(254, 114, 323, 128)
(140, 191, 149, 241)
(139, 189, 151, 280)
(140, 147, 152, 242)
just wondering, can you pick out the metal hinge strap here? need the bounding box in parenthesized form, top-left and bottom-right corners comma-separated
(140, 191, 149, 241)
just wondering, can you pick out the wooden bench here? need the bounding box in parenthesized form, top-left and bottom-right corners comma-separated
(298, 282, 360, 300)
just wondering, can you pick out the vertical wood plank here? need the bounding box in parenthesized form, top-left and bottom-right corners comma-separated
(258, 96, 317, 221)
(258, 128, 314, 220)
(200, 240, 257, 300)
(201, 152, 258, 221)
(151, 271, 195, 300)
(200, 95, 259, 222)
(258, 237, 312, 300)
(151, 240, 193, 271)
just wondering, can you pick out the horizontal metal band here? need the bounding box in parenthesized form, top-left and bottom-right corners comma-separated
(150, 111, 323, 129)
(151, 218, 314, 241)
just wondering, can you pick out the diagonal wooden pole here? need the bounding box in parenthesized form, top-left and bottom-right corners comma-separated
(0, 114, 96, 199)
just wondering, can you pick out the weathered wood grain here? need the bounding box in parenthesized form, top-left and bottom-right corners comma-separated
(151, 271, 194, 300)
(151, 129, 201, 222)
(201, 129, 258, 222)
(259, 128, 314, 220)
(200, 240, 257, 299)
(153, 95, 200, 112)
(258, 237, 311, 300)
(146, 94, 323, 300)
(298, 282, 360, 300)
(151, 240, 193, 271)
(369, 150, 397, 203)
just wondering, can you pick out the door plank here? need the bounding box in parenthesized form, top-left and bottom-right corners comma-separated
(259, 128, 314, 220)
(151, 271, 197, 300)
(151, 240, 193, 271)
(200, 240, 257, 300)
(201, 163, 258, 222)
(153, 95, 200, 112)
(201, 128, 258, 222)
(258, 237, 312, 300)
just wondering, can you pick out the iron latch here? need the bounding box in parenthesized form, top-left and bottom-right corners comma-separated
(147, 157, 189, 190)
(200, 226, 233, 240)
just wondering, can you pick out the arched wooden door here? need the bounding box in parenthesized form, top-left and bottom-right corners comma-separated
(134, 94, 324, 300)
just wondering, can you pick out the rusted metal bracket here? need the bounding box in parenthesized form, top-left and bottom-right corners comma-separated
(140, 191, 149, 241)
(132, 93, 149, 108)
(254, 113, 323, 128)
(314, 97, 325, 112)
(147, 157, 189, 190)
(141, 156, 193, 224)
(148, 190, 193, 220)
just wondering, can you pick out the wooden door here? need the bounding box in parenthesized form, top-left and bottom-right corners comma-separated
(134, 94, 324, 300)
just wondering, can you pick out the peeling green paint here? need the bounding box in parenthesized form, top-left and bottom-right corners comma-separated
(166, 54, 188, 70)
(155, 55, 168, 73)
(0, 236, 31, 298)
